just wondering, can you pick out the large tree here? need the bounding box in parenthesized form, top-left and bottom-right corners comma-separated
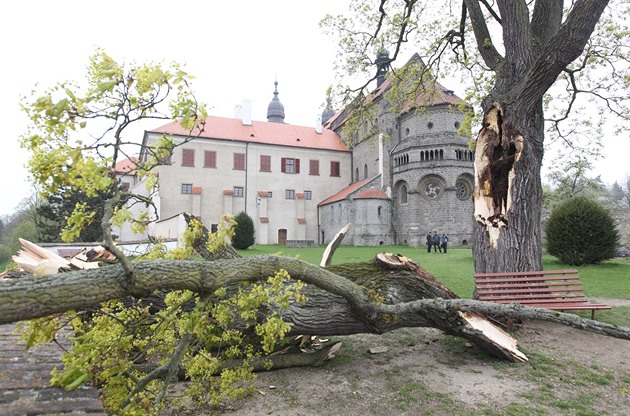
(322, 0, 629, 273)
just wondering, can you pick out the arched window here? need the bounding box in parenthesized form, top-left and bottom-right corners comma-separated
(439, 149, 444, 159)
(377, 206, 382, 216)
(430, 150, 434, 160)
(400, 184, 408, 204)
(364, 164, 368, 179)
(355, 167, 359, 181)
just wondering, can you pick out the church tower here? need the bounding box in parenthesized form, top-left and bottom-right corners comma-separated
(267, 80, 285, 123)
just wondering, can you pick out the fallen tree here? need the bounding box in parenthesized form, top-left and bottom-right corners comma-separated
(3, 251, 629, 364)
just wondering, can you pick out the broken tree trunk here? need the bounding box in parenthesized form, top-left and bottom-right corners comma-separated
(5, 252, 630, 362)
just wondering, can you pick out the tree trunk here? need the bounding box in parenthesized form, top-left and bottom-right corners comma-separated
(473, 100, 545, 273)
(469, 0, 610, 274)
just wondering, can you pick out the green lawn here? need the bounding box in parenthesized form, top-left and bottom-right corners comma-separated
(239, 244, 630, 300)
(239, 244, 630, 326)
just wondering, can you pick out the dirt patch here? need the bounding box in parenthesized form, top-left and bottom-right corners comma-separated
(220, 317, 630, 416)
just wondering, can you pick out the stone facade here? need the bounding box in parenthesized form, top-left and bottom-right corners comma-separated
(321, 58, 475, 247)
(318, 176, 394, 246)
(117, 69, 474, 248)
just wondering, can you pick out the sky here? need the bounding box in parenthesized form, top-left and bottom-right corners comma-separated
(1, 1, 628, 217)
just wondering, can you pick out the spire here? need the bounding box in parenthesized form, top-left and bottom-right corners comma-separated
(267, 80, 285, 123)
(375, 49, 390, 88)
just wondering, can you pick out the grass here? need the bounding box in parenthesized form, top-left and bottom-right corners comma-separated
(239, 244, 630, 301)
(234, 244, 630, 415)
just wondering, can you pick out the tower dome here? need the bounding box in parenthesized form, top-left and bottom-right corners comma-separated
(267, 81, 285, 123)
(322, 102, 335, 124)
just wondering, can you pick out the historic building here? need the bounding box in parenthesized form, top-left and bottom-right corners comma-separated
(117, 55, 474, 247)
(319, 53, 475, 246)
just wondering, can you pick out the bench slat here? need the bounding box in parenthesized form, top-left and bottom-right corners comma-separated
(482, 295, 589, 303)
(474, 269, 579, 278)
(473, 269, 611, 318)
(475, 276, 582, 283)
(477, 287, 585, 295)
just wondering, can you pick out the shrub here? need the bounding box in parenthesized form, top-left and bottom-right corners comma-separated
(545, 196, 620, 265)
(232, 212, 255, 250)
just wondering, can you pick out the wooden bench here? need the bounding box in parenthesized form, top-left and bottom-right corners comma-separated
(474, 269, 611, 319)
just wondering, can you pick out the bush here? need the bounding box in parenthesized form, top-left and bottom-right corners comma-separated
(232, 212, 255, 250)
(545, 196, 620, 265)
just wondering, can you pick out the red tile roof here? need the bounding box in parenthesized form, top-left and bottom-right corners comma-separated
(355, 187, 390, 200)
(318, 177, 374, 206)
(114, 157, 138, 175)
(325, 54, 466, 129)
(151, 115, 349, 152)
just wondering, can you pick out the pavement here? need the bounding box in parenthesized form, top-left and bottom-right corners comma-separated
(0, 324, 106, 415)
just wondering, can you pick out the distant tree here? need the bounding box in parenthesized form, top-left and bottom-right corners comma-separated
(543, 155, 607, 212)
(36, 187, 112, 243)
(610, 176, 630, 209)
(546, 196, 619, 265)
(232, 211, 255, 250)
(0, 218, 5, 243)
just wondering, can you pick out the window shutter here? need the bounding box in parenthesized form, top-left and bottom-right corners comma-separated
(182, 149, 195, 167)
(234, 153, 245, 170)
(204, 151, 216, 168)
(281, 157, 286, 173)
(260, 155, 271, 172)
(295, 158, 300, 174)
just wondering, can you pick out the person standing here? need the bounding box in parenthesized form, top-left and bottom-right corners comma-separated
(432, 231, 442, 253)
(441, 233, 448, 253)
(426, 232, 432, 253)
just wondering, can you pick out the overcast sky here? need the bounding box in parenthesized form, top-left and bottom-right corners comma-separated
(1, 1, 628, 217)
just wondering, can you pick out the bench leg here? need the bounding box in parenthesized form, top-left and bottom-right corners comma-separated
(591, 310, 595, 320)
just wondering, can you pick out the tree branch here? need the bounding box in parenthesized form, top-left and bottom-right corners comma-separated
(463, 0, 504, 70)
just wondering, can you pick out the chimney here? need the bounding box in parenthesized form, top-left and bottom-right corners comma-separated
(241, 99, 252, 126)
(315, 115, 322, 134)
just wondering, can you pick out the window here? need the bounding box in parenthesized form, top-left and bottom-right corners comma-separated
(260, 155, 271, 172)
(267, 191, 273, 198)
(377, 206, 382, 216)
(182, 183, 193, 194)
(285, 189, 295, 199)
(120, 182, 130, 192)
(234, 153, 245, 170)
(204, 150, 216, 168)
(400, 184, 408, 204)
(364, 164, 368, 179)
(309, 159, 319, 175)
(330, 161, 340, 177)
(234, 186, 244, 197)
(281, 157, 300, 174)
(304, 190, 312, 200)
(182, 149, 195, 167)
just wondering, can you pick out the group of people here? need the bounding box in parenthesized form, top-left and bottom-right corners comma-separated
(426, 231, 448, 253)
